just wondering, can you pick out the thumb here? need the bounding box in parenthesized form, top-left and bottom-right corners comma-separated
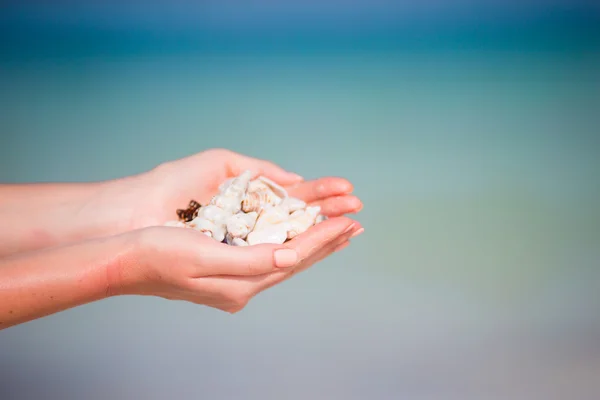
(197, 242, 299, 277)
(234, 155, 304, 185)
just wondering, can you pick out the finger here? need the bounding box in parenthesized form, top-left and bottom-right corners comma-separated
(309, 194, 363, 217)
(334, 241, 350, 252)
(228, 153, 304, 185)
(290, 224, 363, 276)
(285, 216, 356, 262)
(188, 215, 353, 280)
(187, 224, 363, 312)
(285, 177, 353, 203)
(192, 241, 300, 277)
(250, 221, 362, 293)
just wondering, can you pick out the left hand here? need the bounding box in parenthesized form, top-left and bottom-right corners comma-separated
(125, 148, 363, 230)
(113, 215, 362, 313)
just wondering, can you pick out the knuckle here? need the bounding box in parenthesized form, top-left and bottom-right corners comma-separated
(207, 147, 231, 155)
(151, 160, 177, 178)
(208, 148, 234, 158)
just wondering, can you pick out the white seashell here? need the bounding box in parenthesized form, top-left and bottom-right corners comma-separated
(189, 217, 214, 232)
(257, 176, 288, 199)
(287, 206, 321, 239)
(226, 170, 252, 193)
(248, 180, 269, 193)
(169, 170, 325, 246)
(307, 206, 321, 218)
(253, 205, 290, 232)
(196, 205, 230, 225)
(212, 195, 243, 215)
(241, 189, 282, 213)
(209, 170, 252, 214)
(226, 211, 258, 239)
(289, 209, 304, 218)
(246, 222, 291, 245)
(211, 225, 226, 242)
(280, 197, 306, 213)
(231, 237, 248, 246)
(218, 177, 235, 192)
(248, 176, 288, 200)
(189, 217, 226, 242)
(164, 220, 187, 228)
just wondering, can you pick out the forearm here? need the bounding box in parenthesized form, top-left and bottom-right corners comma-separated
(0, 178, 140, 256)
(0, 232, 138, 330)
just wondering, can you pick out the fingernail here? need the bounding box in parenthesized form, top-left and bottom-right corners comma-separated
(343, 223, 356, 234)
(274, 248, 298, 268)
(351, 228, 364, 238)
(355, 203, 364, 212)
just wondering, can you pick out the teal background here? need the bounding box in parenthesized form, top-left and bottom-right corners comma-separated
(1, 2, 600, 399)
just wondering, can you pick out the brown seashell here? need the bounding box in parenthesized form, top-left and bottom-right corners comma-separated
(176, 199, 202, 222)
(188, 200, 201, 211)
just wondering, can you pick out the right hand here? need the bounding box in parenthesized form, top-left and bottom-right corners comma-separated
(112, 216, 363, 313)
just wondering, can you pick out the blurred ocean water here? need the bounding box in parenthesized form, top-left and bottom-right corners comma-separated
(1, 3, 600, 399)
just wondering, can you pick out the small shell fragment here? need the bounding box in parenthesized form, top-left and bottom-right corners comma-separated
(231, 237, 249, 246)
(164, 220, 187, 228)
(315, 214, 327, 224)
(196, 205, 230, 226)
(287, 206, 320, 239)
(226, 211, 258, 239)
(246, 222, 291, 245)
(189, 217, 226, 242)
(253, 205, 290, 232)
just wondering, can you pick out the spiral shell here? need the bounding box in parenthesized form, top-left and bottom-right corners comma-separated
(248, 176, 288, 199)
(241, 190, 282, 213)
(209, 170, 252, 214)
(280, 197, 306, 213)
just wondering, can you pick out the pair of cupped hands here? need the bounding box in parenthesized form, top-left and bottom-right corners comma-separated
(113, 149, 364, 313)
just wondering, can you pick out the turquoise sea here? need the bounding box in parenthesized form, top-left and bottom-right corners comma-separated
(1, 3, 600, 399)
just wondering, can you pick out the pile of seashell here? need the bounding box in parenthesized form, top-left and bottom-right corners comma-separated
(164, 170, 326, 246)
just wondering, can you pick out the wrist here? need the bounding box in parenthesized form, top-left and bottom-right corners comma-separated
(104, 230, 146, 297)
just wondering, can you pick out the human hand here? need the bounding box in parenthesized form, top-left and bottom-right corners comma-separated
(124, 148, 363, 230)
(113, 215, 363, 313)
